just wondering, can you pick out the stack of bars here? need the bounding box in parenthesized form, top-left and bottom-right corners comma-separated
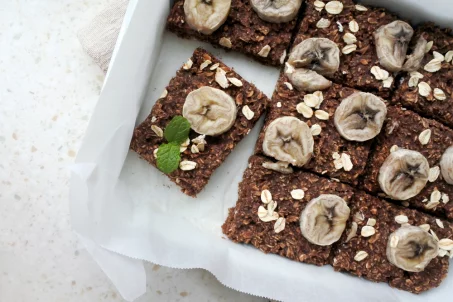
(131, 0, 453, 294)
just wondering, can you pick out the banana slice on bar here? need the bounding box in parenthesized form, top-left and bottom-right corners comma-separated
(183, 86, 237, 136)
(402, 36, 428, 72)
(300, 194, 350, 246)
(285, 66, 332, 92)
(374, 20, 414, 72)
(262, 116, 314, 167)
(440, 146, 453, 185)
(288, 38, 340, 76)
(251, 0, 303, 23)
(387, 225, 438, 272)
(184, 0, 231, 35)
(334, 92, 387, 142)
(378, 149, 429, 200)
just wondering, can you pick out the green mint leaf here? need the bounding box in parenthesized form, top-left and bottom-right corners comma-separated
(164, 116, 191, 144)
(156, 142, 181, 174)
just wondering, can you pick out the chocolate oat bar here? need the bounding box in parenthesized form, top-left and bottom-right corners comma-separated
(361, 106, 453, 220)
(392, 23, 453, 128)
(254, 75, 387, 185)
(223, 156, 453, 292)
(222, 155, 355, 265)
(333, 190, 453, 294)
(167, 0, 302, 66)
(130, 48, 268, 196)
(289, 0, 405, 97)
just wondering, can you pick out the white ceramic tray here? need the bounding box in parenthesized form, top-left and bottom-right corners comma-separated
(70, 1, 453, 300)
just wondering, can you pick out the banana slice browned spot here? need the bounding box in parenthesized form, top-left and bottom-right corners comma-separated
(284, 64, 332, 92)
(403, 36, 428, 72)
(288, 38, 340, 76)
(440, 146, 453, 185)
(374, 20, 414, 72)
(334, 92, 387, 142)
(251, 0, 303, 23)
(387, 225, 438, 272)
(263, 116, 314, 167)
(378, 149, 429, 200)
(183, 86, 237, 136)
(184, 0, 231, 35)
(300, 194, 350, 246)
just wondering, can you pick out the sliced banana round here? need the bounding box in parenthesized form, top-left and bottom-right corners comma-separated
(374, 20, 414, 72)
(285, 67, 332, 92)
(387, 225, 438, 272)
(183, 86, 237, 136)
(184, 0, 231, 35)
(288, 38, 340, 76)
(402, 36, 428, 72)
(440, 146, 453, 185)
(251, 0, 303, 23)
(334, 92, 387, 142)
(300, 194, 350, 246)
(263, 116, 314, 167)
(378, 149, 429, 200)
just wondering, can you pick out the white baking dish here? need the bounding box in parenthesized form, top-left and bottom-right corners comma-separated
(70, 0, 453, 300)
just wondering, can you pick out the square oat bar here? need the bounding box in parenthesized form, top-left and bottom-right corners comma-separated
(167, 0, 301, 66)
(361, 106, 453, 220)
(392, 23, 453, 128)
(254, 75, 382, 185)
(291, 0, 404, 97)
(332, 190, 452, 294)
(130, 48, 268, 196)
(222, 155, 355, 266)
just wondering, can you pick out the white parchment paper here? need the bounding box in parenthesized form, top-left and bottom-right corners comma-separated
(70, 0, 453, 301)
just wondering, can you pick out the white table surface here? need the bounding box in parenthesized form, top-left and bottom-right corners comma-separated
(0, 1, 267, 301)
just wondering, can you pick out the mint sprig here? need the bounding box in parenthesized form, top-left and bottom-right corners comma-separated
(164, 116, 191, 144)
(156, 116, 191, 174)
(156, 143, 181, 174)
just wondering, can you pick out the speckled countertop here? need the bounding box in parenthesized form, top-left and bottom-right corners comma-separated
(0, 1, 265, 301)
